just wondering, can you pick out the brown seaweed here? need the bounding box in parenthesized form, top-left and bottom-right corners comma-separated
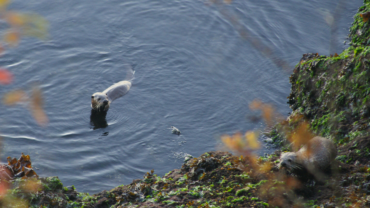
(0, 153, 38, 181)
(360, 11, 370, 22)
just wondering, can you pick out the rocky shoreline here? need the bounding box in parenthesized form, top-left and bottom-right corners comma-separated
(2, 1, 370, 207)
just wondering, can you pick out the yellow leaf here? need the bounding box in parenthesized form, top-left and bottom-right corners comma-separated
(0, 0, 9, 9)
(245, 131, 260, 149)
(22, 13, 49, 40)
(3, 90, 26, 105)
(221, 132, 244, 151)
(23, 179, 41, 192)
(259, 162, 272, 173)
(4, 30, 19, 47)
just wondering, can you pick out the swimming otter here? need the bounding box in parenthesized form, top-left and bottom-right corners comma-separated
(90, 109, 108, 130)
(278, 136, 337, 182)
(91, 67, 135, 112)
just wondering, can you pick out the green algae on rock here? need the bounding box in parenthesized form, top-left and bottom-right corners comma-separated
(350, 0, 370, 46)
(287, 46, 370, 144)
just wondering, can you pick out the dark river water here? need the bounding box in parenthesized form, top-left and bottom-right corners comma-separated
(0, 0, 363, 193)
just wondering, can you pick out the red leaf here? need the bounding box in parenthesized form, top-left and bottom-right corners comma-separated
(0, 68, 12, 85)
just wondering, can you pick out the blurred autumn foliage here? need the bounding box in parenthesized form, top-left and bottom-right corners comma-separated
(215, 1, 352, 204)
(0, 0, 48, 206)
(219, 99, 321, 207)
(0, 0, 49, 126)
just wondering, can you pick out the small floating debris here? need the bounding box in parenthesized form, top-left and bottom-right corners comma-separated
(169, 126, 181, 135)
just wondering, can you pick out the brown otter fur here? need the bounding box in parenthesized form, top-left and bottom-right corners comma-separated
(278, 136, 337, 181)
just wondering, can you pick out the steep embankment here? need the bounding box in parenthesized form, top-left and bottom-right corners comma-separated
(286, 2, 370, 163)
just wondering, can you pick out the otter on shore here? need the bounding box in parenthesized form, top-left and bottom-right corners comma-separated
(91, 67, 135, 112)
(278, 136, 337, 182)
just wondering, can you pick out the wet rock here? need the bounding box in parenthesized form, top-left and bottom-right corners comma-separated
(367, 195, 370, 202)
(184, 154, 193, 162)
(183, 156, 221, 179)
(361, 182, 370, 194)
(96, 197, 109, 207)
(324, 202, 336, 208)
(164, 169, 182, 181)
(264, 138, 273, 143)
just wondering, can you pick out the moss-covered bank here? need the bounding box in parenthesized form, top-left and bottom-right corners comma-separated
(3, 1, 370, 207)
(1, 152, 282, 208)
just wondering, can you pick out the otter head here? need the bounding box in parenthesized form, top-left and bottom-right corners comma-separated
(91, 92, 110, 112)
(279, 152, 303, 172)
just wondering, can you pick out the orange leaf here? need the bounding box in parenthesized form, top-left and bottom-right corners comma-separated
(3, 90, 26, 105)
(31, 86, 43, 107)
(0, 44, 4, 56)
(261, 104, 274, 126)
(30, 86, 48, 126)
(249, 100, 263, 110)
(259, 162, 272, 173)
(4, 30, 19, 47)
(7, 157, 17, 170)
(0, 69, 13, 85)
(288, 122, 314, 151)
(249, 99, 275, 126)
(6, 12, 25, 27)
(0, 182, 9, 196)
(31, 104, 48, 127)
(248, 154, 259, 168)
(285, 177, 301, 189)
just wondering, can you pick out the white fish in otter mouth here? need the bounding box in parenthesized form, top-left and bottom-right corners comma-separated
(91, 67, 135, 112)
